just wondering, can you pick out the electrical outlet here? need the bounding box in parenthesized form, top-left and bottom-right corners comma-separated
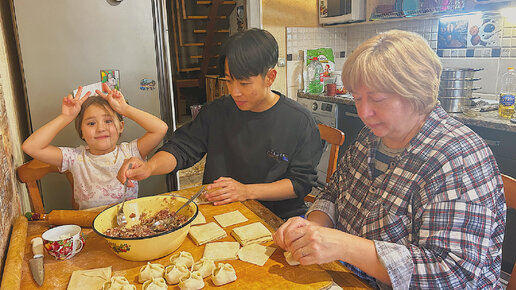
(277, 58, 286, 67)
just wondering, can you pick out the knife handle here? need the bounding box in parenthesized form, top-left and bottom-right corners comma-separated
(31, 237, 44, 258)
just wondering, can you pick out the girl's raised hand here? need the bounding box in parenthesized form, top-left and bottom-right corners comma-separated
(96, 82, 128, 115)
(62, 86, 91, 118)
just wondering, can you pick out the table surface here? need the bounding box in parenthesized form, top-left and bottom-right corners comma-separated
(18, 186, 371, 289)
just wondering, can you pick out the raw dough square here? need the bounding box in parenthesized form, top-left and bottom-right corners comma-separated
(237, 244, 276, 266)
(189, 222, 227, 245)
(231, 222, 273, 246)
(214, 210, 248, 227)
(67, 266, 112, 290)
(190, 210, 206, 225)
(203, 242, 240, 261)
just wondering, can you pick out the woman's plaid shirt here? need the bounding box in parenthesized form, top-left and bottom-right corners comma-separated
(309, 105, 506, 289)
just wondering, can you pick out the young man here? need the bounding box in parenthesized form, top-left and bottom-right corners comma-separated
(119, 29, 322, 219)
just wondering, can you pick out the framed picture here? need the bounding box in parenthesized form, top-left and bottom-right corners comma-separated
(100, 69, 120, 90)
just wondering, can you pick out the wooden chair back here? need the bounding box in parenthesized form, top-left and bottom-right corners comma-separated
(304, 124, 345, 203)
(503, 174, 516, 290)
(16, 159, 76, 213)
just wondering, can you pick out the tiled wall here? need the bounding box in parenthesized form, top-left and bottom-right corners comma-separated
(287, 13, 516, 101)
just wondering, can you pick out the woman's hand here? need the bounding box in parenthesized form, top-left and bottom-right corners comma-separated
(96, 82, 129, 115)
(205, 177, 250, 205)
(273, 216, 348, 265)
(62, 86, 90, 118)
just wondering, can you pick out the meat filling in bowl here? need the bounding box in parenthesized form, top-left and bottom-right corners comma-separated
(105, 209, 188, 238)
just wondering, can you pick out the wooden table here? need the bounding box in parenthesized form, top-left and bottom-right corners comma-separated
(16, 186, 371, 289)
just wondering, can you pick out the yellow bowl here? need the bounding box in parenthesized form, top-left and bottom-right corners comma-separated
(92, 195, 198, 261)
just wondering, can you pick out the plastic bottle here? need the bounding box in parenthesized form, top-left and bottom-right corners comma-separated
(499, 67, 516, 119)
(307, 57, 324, 94)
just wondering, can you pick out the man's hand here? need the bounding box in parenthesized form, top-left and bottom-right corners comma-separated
(117, 157, 151, 187)
(205, 177, 250, 205)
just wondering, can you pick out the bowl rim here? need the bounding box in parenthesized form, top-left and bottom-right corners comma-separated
(92, 195, 199, 240)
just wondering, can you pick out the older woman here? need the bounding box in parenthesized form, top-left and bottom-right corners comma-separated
(273, 30, 505, 289)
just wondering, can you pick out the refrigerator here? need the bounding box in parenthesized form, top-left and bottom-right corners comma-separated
(11, 0, 178, 211)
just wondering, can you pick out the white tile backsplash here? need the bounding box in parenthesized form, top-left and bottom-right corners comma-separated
(287, 13, 516, 95)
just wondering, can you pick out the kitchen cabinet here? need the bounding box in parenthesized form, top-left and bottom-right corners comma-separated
(205, 75, 229, 103)
(327, 0, 516, 26)
(465, 124, 516, 177)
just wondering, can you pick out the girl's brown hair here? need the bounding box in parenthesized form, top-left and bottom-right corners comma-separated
(74, 95, 123, 139)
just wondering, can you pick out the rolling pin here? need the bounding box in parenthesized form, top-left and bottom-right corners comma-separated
(0, 216, 28, 290)
(25, 210, 100, 227)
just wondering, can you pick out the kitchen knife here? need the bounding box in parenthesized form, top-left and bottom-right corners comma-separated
(29, 237, 44, 286)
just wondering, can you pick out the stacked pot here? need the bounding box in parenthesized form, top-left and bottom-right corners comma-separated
(438, 68, 483, 112)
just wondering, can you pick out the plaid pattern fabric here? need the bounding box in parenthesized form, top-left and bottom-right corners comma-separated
(309, 105, 506, 289)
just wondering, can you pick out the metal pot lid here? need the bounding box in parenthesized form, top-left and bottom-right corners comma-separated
(440, 77, 481, 81)
(439, 87, 482, 91)
(442, 68, 484, 72)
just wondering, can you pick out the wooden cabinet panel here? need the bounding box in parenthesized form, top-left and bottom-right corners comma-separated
(205, 75, 229, 103)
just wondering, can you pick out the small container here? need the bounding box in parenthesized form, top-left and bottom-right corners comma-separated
(331, 71, 346, 95)
(324, 76, 336, 96)
(42, 225, 84, 260)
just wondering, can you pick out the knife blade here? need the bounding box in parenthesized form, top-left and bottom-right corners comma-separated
(29, 237, 44, 286)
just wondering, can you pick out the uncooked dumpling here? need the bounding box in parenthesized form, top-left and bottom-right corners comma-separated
(211, 263, 237, 286)
(138, 262, 165, 283)
(178, 271, 205, 290)
(192, 259, 215, 278)
(283, 251, 300, 266)
(164, 264, 189, 285)
(102, 276, 136, 290)
(142, 277, 167, 290)
(169, 251, 194, 268)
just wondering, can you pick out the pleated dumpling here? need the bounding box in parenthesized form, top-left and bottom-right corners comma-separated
(164, 264, 189, 285)
(169, 251, 194, 268)
(211, 263, 237, 286)
(192, 259, 215, 279)
(178, 271, 205, 290)
(138, 262, 165, 283)
(102, 276, 136, 290)
(142, 277, 167, 290)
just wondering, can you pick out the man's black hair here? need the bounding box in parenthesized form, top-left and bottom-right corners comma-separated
(218, 28, 278, 79)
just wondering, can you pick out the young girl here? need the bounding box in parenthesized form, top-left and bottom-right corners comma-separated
(22, 84, 168, 209)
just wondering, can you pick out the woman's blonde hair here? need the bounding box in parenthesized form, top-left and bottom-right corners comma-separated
(342, 30, 442, 114)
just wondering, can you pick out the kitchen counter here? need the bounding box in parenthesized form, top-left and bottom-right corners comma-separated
(298, 92, 516, 133)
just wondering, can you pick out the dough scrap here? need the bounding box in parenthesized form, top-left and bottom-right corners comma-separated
(67, 266, 112, 290)
(213, 210, 248, 227)
(190, 210, 206, 226)
(237, 243, 276, 266)
(203, 241, 240, 261)
(231, 222, 273, 246)
(189, 222, 227, 245)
